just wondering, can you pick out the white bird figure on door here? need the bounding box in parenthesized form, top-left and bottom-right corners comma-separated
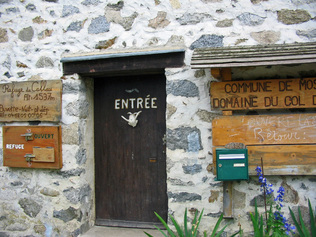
(121, 111, 142, 127)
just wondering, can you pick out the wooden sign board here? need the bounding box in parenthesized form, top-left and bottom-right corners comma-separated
(210, 78, 316, 110)
(212, 113, 316, 175)
(213, 113, 316, 146)
(3, 126, 62, 169)
(247, 145, 316, 175)
(0, 80, 62, 122)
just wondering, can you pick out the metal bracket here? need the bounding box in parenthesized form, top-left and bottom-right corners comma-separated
(21, 133, 34, 141)
(24, 154, 36, 162)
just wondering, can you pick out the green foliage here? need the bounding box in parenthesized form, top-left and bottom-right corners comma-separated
(289, 199, 316, 237)
(250, 199, 264, 237)
(204, 212, 240, 237)
(250, 199, 291, 237)
(144, 208, 241, 237)
(144, 208, 203, 237)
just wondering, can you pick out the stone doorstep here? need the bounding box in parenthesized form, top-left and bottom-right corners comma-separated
(81, 226, 164, 237)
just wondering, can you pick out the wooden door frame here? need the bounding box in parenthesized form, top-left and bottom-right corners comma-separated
(61, 47, 185, 228)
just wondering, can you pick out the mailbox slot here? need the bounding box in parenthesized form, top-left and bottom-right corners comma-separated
(216, 149, 248, 181)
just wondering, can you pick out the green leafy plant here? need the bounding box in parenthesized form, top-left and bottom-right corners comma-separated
(204, 212, 240, 237)
(144, 208, 240, 237)
(144, 208, 203, 237)
(289, 199, 316, 237)
(250, 199, 264, 237)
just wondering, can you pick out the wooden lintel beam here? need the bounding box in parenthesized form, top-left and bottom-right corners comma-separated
(62, 51, 185, 76)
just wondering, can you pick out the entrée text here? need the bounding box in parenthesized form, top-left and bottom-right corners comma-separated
(115, 96, 157, 109)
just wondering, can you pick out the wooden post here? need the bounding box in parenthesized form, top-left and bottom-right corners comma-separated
(211, 68, 231, 81)
(211, 68, 221, 80)
(211, 67, 234, 218)
(223, 181, 233, 218)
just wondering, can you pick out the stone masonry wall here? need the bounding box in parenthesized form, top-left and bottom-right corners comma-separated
(0, 0, 315, 236)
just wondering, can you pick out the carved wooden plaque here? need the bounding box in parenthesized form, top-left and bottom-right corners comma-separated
(0, 80, 62, 122)
(210, 78, 316, 110)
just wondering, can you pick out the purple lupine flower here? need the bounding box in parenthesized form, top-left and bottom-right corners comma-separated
(256, 166, 274, 195)
(255, 166, 262, 174)
(255, 166, 295, 236)
(282, 216, 295, 235)
(273, 186, 295, 235)
(275, 186, 285, 202)
(266, 184, 274, 195)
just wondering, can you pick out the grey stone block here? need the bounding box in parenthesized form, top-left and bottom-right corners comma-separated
(167, 80, 199, 97)
(190, 34, 224, 50)
(18, 26, 34, 42)
(53, 207, 80, 222)
(183, 164, 202, 175)
(168, 192, 202, 202)
(237, 12, 265, 26)
(167, 127, 202, 151)
(62, 5, 80, 17)
(18, 198, 42, 218)
(88, 16, 110, 34)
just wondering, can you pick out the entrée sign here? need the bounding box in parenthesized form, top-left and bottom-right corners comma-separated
(210, 78, 316, 110)
(0, 80, 62, 122)
(114, 96, 158, 110)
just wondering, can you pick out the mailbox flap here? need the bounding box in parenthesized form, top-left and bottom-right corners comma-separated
(33, 147, 55, 162)
(3, 126, 62, 169)
(219, 154, 245, 159)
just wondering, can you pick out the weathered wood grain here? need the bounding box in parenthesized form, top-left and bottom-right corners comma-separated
(62, 48, 185, 76)
(191, 42, 316, 68)
(94, 74, 167, 227)
(212, 113, 316, 146)
(0, 80, 62, 122)
(247, 145, 316, 175)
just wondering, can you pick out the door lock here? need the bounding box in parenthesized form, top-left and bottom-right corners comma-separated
(149, 158, 157, 163)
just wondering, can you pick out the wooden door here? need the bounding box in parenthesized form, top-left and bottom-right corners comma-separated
(94, 74, 167, 228)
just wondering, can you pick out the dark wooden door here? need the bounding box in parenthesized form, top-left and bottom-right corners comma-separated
(94, 74, 167, 228)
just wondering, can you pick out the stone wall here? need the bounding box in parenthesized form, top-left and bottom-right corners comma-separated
(0, 73, 95, 236)
(0, 0, 315, 236)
